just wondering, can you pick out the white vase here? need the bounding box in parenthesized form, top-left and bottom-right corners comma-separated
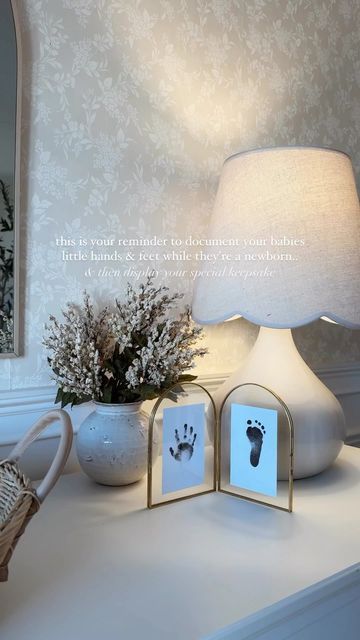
(76, 401, 152, 486)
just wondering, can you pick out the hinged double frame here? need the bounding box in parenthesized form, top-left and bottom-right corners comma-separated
(147, 382, 294, 512)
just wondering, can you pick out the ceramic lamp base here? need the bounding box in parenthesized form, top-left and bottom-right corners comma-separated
(214, 327, 345, 479)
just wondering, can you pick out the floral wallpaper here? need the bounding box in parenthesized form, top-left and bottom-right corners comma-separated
(1, 0, 360, 390)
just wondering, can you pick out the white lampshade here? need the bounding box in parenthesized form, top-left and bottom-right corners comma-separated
(192, 146, 360, 329)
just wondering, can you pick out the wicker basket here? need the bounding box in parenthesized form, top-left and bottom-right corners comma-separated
(0, 409, 73, 582)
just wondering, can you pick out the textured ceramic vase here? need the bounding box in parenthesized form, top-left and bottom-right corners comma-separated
(76, 401, 150, 486)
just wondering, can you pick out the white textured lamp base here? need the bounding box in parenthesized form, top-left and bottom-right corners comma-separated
(214, 327, 345, 479)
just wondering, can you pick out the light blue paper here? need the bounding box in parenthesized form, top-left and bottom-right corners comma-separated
(162, 403, 205, 494)
(230, 403, 278, 497)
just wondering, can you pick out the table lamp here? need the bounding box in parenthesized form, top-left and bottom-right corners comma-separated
(192, 146, 360, 478)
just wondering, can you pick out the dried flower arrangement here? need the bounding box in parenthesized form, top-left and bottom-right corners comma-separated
(0, 180, 14, 353)
(0, 311, 13, 353)
(43, 280, 207, 407)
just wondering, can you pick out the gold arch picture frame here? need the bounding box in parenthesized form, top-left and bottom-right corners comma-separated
(147, 381, 217, 508)
(218, 382, 294, 513)
(147, 381, 294, 513)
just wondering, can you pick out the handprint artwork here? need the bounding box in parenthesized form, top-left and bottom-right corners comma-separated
(162, 403, 205, 494)
(169, 424, 197, 462)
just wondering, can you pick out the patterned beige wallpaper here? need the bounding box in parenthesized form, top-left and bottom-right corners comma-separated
(1, 0, 360, 390)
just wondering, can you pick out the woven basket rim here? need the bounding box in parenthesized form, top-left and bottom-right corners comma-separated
(0, 459, 39, 530)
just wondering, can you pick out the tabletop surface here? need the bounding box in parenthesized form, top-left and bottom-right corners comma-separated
(1, 445, 359, 640)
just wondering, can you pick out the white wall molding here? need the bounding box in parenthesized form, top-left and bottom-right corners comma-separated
(314, 364, 360, 445)
(0, 386, 92, 446)
(315, 363, 360, 396)
(1, 363, 360, 447)
(0, 385, 56, 412)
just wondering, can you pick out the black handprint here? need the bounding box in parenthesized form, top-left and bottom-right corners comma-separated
(169, 423, 197, 462)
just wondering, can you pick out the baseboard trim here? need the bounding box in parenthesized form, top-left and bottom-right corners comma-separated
(1, 363, 360, 446)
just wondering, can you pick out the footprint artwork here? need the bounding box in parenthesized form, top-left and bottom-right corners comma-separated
(169, 423, 197, 462)
(246, 419, 266, 467)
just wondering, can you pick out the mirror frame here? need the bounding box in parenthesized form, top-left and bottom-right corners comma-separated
(0, 0, 21, 358)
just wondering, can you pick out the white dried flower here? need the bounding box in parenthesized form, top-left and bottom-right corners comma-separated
(0, 311, 13, 352)
(43, 280, 207, 407)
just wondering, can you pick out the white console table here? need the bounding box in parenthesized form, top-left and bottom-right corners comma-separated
(1, 445, 360, 639)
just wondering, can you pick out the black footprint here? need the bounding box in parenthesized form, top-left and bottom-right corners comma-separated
(246, 419, 266, 467)
(169, 423, 197, 462)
